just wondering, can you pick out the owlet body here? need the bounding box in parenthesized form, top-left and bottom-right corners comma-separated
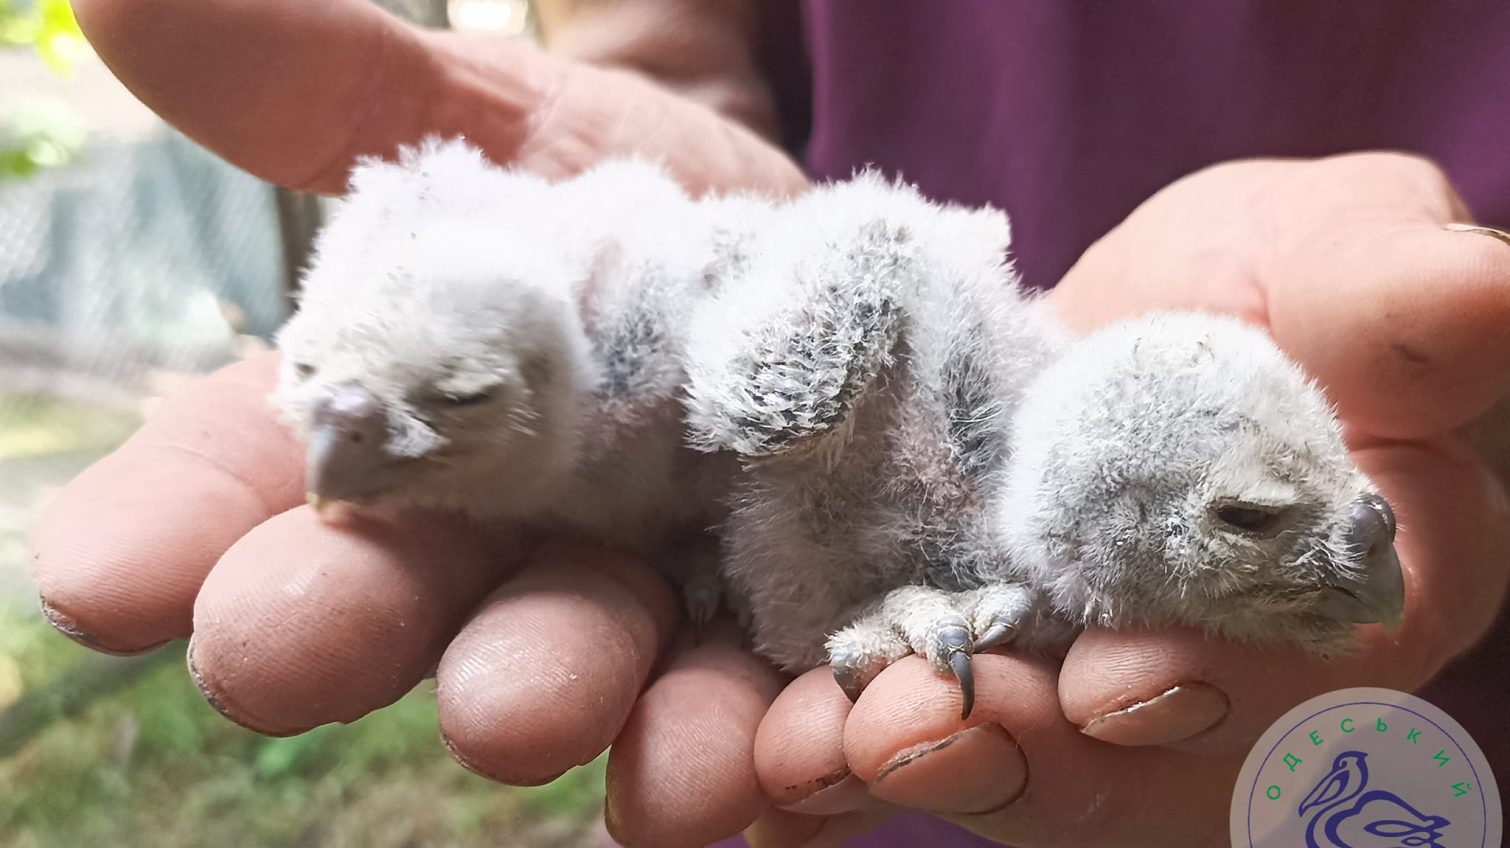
(274, 141, 1404, 716)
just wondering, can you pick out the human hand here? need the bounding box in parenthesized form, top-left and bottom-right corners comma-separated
(67, 0, 805, 196)
(34, 1, 806, 846)
(743, 152, 1510, 846)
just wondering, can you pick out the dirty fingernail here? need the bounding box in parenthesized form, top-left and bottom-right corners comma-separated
(778, 771, 868, 816)
(869, 724, 1026, 814)
(38, 596, 93, 644)
(1080, 682, 1229, 746)
(1444, 222, 1510, 247)
(38, 596, 166, 656)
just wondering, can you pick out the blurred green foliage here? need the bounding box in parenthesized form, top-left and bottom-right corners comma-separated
(1, 0, 88, 178)
(0, 604, 607, 848)
(0, 97, 84, 179)
(0, 391, 139, 460)
(0, 0, 85, 73)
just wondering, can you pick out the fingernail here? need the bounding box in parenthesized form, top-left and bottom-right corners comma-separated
(185, 638, 292, 737)
(1444, 222, 1510, 247)
(185, 638, 233, 722)
(38, 596, 91, 643)
(37, 596, 166, 656)
(870, 724, 1026, 814)
(1080, 682, 1229, 746)
(778, 770, 868, 815)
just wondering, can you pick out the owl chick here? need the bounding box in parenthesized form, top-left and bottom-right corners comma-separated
(996, 312, 1404, 650)
(685, 172, 1070, 708)
(275, 143, 1404, 721)
(272, 140, 761, 564)
(687, 181, 1403, 717)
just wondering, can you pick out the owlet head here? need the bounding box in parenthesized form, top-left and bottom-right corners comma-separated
(998, 312, 1403, 653)
(271, 142, 587, 518)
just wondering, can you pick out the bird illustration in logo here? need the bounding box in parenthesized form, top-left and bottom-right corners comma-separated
(1297, 750, 1451, 847)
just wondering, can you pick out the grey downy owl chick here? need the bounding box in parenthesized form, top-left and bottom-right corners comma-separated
(272, 140, 762, 568)
(688, 178, 1403, 717)
(994, 312, 1404, 653)
(685, 172, 1070, 713)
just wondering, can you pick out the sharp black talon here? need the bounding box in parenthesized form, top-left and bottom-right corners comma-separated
(974, 620, 1014, 652)
(950, 650, 975, 719)
(936, 622, 976, 718)
(831, 654, 868, 703)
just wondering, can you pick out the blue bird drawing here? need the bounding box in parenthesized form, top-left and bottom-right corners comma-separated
(1297, 750, 1451, 847)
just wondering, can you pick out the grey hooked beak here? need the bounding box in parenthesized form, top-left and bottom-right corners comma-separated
(306, 384, 395, 518)
(1320, 494, 1405, 630)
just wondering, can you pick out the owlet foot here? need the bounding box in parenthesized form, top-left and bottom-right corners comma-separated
(825, 583, 1036, 719)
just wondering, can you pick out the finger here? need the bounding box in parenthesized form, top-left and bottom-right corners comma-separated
(73, 0, 806, 196)
(536, 0, 783, 141)
(604, 620, 784, 848)
(436, 545, 679, 785)
(1268, 155, 1510, 438)
(189, 507, 512, 735)
(843, 657, 1029, 817)
(422, 32, 809, 196)
(841, 655, 1236, 846)
(747, 671, 994, 848)
(753, 668, 862, 812)
(31, 353, 303, 653)
(743, 805, 897, 848)
(72, 0, 425, 193)
(1061, 439, 1510, 754)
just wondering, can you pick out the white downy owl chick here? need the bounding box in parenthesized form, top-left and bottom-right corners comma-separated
(273, 140, 764, 566)
(687, 178, 1403, 717)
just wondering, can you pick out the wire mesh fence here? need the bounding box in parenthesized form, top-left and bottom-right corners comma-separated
(0, 130, 286, 403)
(0, 0, 473, 406)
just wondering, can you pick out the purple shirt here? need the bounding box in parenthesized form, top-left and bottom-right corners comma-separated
(707, 2, 1510, 845)
(798, 0, 1510, 290)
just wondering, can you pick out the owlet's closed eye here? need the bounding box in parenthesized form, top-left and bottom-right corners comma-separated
(441, 389, 494, 407)
(1214, 503, 1287, 536)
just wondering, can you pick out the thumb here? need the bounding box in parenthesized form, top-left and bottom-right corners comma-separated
(74, 0, 806, 196)
(1271, 221, 1510, 439)
(1263, 157, 1510, 439)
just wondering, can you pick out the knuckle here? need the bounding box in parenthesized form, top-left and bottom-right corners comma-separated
(1367, 150, 1459, 201)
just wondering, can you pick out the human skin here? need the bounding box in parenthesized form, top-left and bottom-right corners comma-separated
(32, 1, 1510, 846)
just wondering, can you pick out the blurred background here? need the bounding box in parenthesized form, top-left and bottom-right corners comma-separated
(0, 1, 610, 846)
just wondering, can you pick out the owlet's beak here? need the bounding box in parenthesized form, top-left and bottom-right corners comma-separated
(1319, 494, 1405, 630)
(305, 384, 396, 518)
